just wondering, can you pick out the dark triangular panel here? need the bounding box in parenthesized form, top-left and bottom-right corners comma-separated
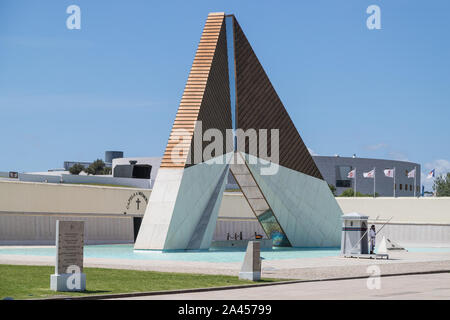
(189, 14, 233, 166)
(233, 17, 323, 179)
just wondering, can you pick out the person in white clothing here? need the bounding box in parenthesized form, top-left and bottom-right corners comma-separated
(369, 225, 376, 254)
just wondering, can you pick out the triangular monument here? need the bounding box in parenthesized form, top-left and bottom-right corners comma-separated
(134, 13, 342, 250)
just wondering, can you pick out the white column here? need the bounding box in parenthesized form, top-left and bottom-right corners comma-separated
(373, 167, 376, 198)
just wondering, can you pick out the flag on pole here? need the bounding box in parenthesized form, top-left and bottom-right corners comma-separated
(427, 169, 435, 179)
(363, 169, 375, 178)
(347, 169, 356, 179)
(384, 169, 394, 178)
(407, 168, 416, 178)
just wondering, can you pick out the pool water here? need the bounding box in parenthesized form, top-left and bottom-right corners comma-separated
(1, 245, 448, 263)
(0, 244, 341, 263)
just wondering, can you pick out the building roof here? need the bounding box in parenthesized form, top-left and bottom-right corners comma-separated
(342, 212, 369, 220)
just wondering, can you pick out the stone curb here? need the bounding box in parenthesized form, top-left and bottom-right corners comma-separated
(43, 269, 450, 300)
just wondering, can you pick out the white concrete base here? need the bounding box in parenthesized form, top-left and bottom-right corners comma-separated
(135, 154, 231, 250)
(343, 254, 389, 260)
(211, 239, 272, 249)
(239, 271, 261, 281)
(50, 273, 86, 292)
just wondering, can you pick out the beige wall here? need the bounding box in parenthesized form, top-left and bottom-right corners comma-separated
(0, 181, 255, 219)
(1, 180, 450, 245)
(219, 194, 450, 225)
(337, 197, 450, 225)
(0, 181, 146, 244)
(219, 192, 254, 219)
(0, 180, 150, 217)
(1, 180, 449, 224)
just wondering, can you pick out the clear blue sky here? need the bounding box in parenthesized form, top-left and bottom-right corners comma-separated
(1, 0, 449, 190)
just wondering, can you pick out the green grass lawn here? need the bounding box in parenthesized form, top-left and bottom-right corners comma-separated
(0, 265, 277, 300)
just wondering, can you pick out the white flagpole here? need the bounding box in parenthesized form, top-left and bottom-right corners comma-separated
(373, 167, 376, 198)
(394, 167, 396, 198)
(354, 168, 356, 198)
(414, 166, 417, 197)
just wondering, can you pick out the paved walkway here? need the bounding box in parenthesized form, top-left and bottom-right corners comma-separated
(1, 250, 449, 280)
(111, 273, 450, 300)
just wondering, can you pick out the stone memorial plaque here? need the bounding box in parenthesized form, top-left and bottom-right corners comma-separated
(51, 220, 86, 291)
(55, 220, 84, 275)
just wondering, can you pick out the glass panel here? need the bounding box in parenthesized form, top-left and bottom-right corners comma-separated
(256, 209, 291, 247)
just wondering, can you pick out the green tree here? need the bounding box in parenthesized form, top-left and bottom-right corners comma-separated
(69, 163, 85, 175)
(328, 184, 336, 196)
(340, 189, 356, 197)
(339, 188, 379, 197)
(86, 159, 107, 175)
(433, 173, 450, 197)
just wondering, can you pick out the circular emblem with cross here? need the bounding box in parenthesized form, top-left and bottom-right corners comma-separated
(125, 191, 149, 214)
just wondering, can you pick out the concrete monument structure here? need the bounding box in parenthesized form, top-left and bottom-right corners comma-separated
(239, 241, 261, 281)
(50, 220, 86, 291)
(134, 12, 342, 250)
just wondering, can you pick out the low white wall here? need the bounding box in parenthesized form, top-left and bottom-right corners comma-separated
(0, 215, 134, 245)
(0, 172, 10, 178)
(0, 180, 149, 244)
(337, 197, 450, 247)
(373, 223, 450, 248)
(337, 197, 450, 224)
(19, 173, 61, 183)
(1, 181, 449, 246)
(16, 173, 151, 189)
(61, 174, 151, 189)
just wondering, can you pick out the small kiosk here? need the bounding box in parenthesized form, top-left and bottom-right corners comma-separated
(341, 212, 388, 259)
(341, 212, 369, 255)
